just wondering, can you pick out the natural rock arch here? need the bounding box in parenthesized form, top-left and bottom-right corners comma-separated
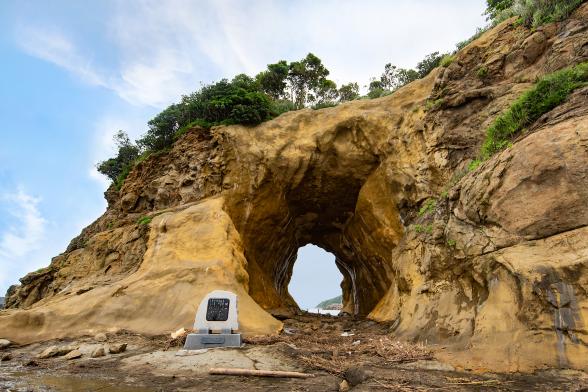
(3, 8, 588, 372)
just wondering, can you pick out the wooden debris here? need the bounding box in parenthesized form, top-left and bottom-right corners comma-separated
(209, 367, 314, 378)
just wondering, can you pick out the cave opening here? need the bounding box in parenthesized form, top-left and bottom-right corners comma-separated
(288, 245, 343, 313)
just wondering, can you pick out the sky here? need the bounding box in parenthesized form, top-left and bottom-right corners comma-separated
(0, 0, 487, 304)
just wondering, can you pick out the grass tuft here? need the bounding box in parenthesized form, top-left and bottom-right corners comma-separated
(418, 199, 437, 217)
(439, 55, 455, 68)
(137, 216, 152, 226)
(481, 62, 588, 159)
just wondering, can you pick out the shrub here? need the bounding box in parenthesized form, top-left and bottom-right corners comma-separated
(468, 159, 483, 172)
(439, 55, 455, 68)
(515, 0, 586, 27)
(477, 66, 489, 79)
(137, 216, 152, 226)
(114, 165, 132, 190)
(481, 62, 588, 158)
(271, 99, 298, 116)
(486, 0, 586, 27)
(425, 98, 444, 111)
(418, 199, 437, 217)
(97, 131, 139, 187)
(312, 101, 337, 110)
(414, 224, 433, 234)
(456, 27, 488, 51)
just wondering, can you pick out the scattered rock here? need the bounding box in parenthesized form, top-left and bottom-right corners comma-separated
(344, 366, 370, 386)
(94, 333, 107, 342)
(37, 345, 77, 359)
(64, 349, 82, 360)
(0, 339, 11, 349)
(91, 347, 106, 358)
(75, 286, 94, 295)
(1, 353, 12, 361)
(108, 343, 127, 354)
(37, 346, 60, 359)
(24, 359, 38, 366)
(171, 327, 186, 339)
(339, 379, 350, 392)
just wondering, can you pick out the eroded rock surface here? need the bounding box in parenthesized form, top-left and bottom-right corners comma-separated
(2, 4, 588, 372)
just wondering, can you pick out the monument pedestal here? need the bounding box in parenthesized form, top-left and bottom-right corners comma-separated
(183, 290, 243, 350)
(184, 332, 242, 349)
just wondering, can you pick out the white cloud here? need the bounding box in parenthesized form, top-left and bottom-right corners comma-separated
(0, 188, 47, 260)
(17, 27, 109, 89)
(0, 187, 48, 293)
(15, 0, 487, 108)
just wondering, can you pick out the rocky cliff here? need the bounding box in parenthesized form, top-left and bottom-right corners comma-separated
(2, 5, 588, 372)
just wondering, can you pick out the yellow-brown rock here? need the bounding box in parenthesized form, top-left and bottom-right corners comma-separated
(2, 3, 588, 373)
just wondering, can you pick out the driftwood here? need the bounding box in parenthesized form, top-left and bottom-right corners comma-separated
(209, 367, 314, 378)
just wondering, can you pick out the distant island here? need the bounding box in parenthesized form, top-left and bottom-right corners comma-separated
(316, 295, 342, 309)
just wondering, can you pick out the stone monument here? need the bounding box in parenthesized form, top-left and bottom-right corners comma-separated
(183, 290, 242, 349)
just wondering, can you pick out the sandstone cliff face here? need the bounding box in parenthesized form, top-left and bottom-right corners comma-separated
(2, 5, 588, 372)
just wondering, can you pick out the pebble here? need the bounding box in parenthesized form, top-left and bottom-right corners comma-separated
(0, 339, 11, 349)
(344, 366, 369, 386)
(37, 345, 77, 359)
(91, 347, 106, 358)
(339, 380, 350, 392)
(64, 349, 82, 360)
(94, 333, 107, 342)
(108, 343, 127, 354)
(1, 353, 12, 361)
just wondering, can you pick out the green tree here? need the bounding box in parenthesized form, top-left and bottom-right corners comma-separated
(367, 79, 387, 98)
(485, 0, 514, 21)
(256, 61, 289, 100)
(287, 53, 331, 109)
(312, 78, 338, 105)
(416, 51, 444, 78)
(338, 82, 360, 102)
(97, 131, 140, 183)
(380, 64, 419, 91)
(137, 104, 182, 152)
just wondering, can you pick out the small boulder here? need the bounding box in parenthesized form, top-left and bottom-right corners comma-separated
(37, 345, 77, 359)
(0, 339, 11, 349)
(1, 353, 12, 361)
(344, 366, 370, 386)
(108, 343, 127, 354)
(94, 333, 107, 342)
(339, 380, 350, 392)
(37, 346, 60, 359)
(91, 347, 106, 358)
(64, 349, 82, 360)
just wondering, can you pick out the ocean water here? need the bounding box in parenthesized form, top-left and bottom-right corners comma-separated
(306, 308, 340, 316)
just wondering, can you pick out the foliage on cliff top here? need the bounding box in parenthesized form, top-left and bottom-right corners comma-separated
(97, 53, 360, 187)
(485, 0, 586, 28)
(481, 62, 588, 159)
(367, 51, 449, 98)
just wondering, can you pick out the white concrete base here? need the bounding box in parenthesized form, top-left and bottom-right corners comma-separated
(183, 333, 241, 350)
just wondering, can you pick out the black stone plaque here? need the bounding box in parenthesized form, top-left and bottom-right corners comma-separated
(206, 298, 230, 321)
